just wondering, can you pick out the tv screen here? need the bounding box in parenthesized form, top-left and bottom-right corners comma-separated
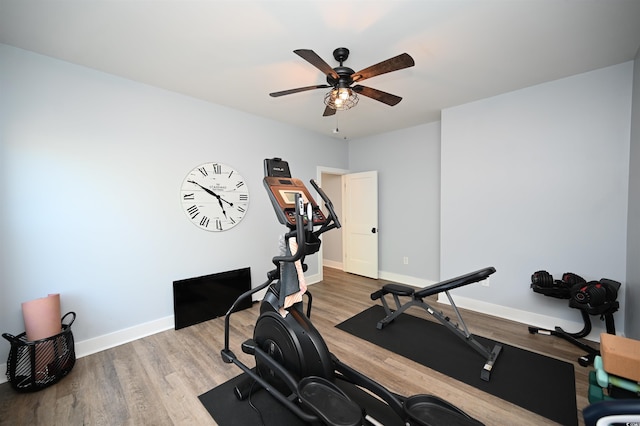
(173, 267, 252, 330)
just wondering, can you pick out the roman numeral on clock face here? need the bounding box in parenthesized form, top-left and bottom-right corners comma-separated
(187, 205, 199, 219)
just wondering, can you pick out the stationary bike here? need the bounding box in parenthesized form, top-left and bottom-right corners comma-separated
(221, 158, 483, 426)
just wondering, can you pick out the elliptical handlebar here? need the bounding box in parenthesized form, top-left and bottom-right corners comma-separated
(310, 179, 341, 231)
(270, 193, 308, 266)
(221, 276, 273, 360)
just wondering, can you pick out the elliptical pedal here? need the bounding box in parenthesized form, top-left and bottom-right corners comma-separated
(404, 395, 484, 426)
(298, 376, 363, 426)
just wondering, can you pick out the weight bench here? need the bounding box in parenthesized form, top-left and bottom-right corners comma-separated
(370, 267, 501, 381)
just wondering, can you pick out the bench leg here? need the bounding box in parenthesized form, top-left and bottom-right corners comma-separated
(481, 344, 503, 381)
(377, 296, 419, 330)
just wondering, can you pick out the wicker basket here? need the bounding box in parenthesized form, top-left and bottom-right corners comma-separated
(3, 312, 76, 392)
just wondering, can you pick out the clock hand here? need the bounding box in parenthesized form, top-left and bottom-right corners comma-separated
(187, 180, 235, 206)
(218, 196, 234, 207)
(188, 180, 221, 198)
(217, 198, 228, 218)
(188, 180, 229, 217)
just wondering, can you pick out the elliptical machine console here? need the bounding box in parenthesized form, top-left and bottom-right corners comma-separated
(220, 158, 484, 426)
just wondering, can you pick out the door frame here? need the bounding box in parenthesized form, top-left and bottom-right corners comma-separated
(315, 166, 349, 282)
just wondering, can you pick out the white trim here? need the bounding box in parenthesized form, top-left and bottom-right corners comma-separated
(75, 315, 175, 358)
(379, 270, 437, 288)
(316, 165, 350, 282)
(0, 315, 174, 385)
(0, 273, 613, 386)
(323, 259, 343, 270)
(436, 293, 610, 342)
(316, 166, 351, 175)
(306, 271, 321, 285)
(0, 272, 326, 385)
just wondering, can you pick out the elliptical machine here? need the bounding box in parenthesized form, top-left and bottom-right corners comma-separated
(221, 158, 483, 426)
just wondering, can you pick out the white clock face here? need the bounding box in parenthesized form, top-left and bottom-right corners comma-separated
(180, 163, 249, 231)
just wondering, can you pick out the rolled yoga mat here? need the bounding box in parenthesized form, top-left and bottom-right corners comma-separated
(21, 294, 63, 381)
(22, 293, 62, 341)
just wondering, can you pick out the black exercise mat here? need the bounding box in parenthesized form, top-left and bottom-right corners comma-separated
(336, 305, 577, 426)
(199, 372, 405, 426)
(199, 373, 303, 426)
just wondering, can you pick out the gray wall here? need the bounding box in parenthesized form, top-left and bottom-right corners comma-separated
(0, 44, 348, 364)
(1, 42, 638, 374)
(440, 62, 633, 334)
(347, 61, 634, 337)
(626, 49, 640, 340)
(349, 122, 441, 286)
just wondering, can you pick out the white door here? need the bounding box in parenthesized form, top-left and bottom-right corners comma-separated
(343, 171, 378, 279)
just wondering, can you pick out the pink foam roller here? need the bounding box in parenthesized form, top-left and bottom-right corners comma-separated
(22, 294, 61, 341)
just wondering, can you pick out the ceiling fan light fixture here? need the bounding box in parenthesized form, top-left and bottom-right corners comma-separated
(324, 87, 359, 111)
(272, 48, 414, 115)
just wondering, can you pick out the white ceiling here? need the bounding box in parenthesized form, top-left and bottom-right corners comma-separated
(2, 0, 640, 141)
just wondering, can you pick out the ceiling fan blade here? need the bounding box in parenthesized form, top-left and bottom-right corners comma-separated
(351, 53, 415, 83)
(269, 84, 330, 97)
(294, 49, 339, 80)
(352, 85, 403, 106)
(323, 105, 336, 117)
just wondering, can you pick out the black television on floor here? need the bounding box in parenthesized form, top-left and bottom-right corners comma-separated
(173, 267, 253, 330)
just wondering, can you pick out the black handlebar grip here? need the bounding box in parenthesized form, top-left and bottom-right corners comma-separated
(370, 290, 383, 300)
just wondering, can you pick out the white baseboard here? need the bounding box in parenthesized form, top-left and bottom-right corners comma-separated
(324, 266, 436, 288)
(75, 315, 175, 359)
(0, 315, 175, 385)
(379, 270, 436, 288)
(0, 274, 326, 386)
(375, 270, 608, 342)
(0, 272, 610, 386)
(306, 271, 321, 285)
(436, 293, 609, 342)
(323, 259, 343, 270)
(0, 268, 347, 385)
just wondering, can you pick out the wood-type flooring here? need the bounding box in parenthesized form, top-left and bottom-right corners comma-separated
(0, 267, 597, 425)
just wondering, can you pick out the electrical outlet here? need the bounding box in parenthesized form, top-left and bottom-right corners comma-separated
(403, 256, 409, 265)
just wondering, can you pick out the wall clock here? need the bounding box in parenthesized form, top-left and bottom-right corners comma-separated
(180, 162, 249, 231)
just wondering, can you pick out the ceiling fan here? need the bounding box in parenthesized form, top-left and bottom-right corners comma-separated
(269, 48, 415, 116)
